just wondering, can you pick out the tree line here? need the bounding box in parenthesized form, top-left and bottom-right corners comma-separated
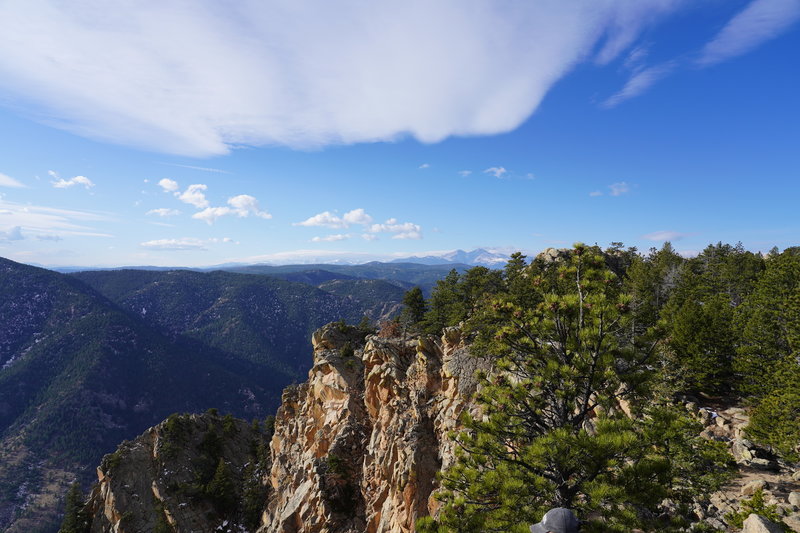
(398, 242, 800, 532)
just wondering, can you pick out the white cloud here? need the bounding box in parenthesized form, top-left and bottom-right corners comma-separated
(0, 172, 25, 188)
(146, 208, 181, 217)
(643, 230, 690, 241)
(177, 184, 209, 208)
(342, 208, 372, 226)
(361, 233, 378, 241)
(36, 233, 62, 241)
(697, 0, 800, 66)
(483, 166, 508, 179)
(192, 194, 272, 224)
(140, 238, 207, 251)
(0, 226, 24, 241)
(418, 163, 430, 169)
(609, 182, 630, 196)
(311, 234, 350, 242)
(368, 218, 423, 239)
(50, 171, 95, 189)
(0, 1, 688, 156)
(227, 194, 271, 219)
(158, 178, 179, 192)
(602, 61, 677, 108)
(294, 211, 347, 229)
(392, 231, 422, 240)
(458, 170, 472, 177)
(589, 191, 603, 197)
(294, 208, 372, 229)
(192, 206, 233, 224)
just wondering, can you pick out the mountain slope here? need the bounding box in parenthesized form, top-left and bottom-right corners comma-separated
(71, 269, 392, 377)
(218, 261, 469, 293)
(0, 258, 274, 532)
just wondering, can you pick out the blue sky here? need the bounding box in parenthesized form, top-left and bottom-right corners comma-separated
(0, 0, 798, 267)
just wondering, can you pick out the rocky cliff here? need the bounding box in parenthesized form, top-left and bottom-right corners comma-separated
(262, 323, 486, 533)
(81, 323, 487, 532)
(81, 323, 800, 532)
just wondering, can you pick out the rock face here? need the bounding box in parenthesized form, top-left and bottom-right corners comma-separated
(262, 323, 486, 533)
(85, 412, 270, 533)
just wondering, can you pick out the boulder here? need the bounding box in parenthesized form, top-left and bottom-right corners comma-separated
(741, 479, 769, 496)
(742, 513, 786, 533)
(789, 491, 800, 508)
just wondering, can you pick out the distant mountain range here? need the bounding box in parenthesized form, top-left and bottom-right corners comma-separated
(48, 248, 513, 273)
(389, 248, 511, 267)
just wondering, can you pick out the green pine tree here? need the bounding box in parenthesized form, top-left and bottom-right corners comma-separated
(401, 286, 427, 329)
(205, 458, 238, 516)
(419, 244, 732, 533)
(59, 482, 89, 533)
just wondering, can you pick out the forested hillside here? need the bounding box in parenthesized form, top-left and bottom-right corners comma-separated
(0, 262, 408, 532)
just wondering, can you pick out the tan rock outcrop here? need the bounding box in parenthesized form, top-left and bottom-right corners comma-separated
(261, 323, 486, 533)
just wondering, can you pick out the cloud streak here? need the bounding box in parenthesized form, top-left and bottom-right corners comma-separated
(643, 230, 690, 241)
(697, 0, 800, 66)
(0, 198, 113, 238)
(0, 1, 687, 156)
(140, 238, 207, 251)
(0, 172, 25, 188)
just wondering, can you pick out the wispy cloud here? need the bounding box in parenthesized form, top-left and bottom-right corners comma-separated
(0, 2, 688, 156)
(140, 238, 207, 251)
(311, 234, 350, 242)
(0, 172, 25, 188)
(458, 170, 472, 177)
(602, 62, 677, 108)
(418, 163, 430, 169)
(590, 182, 631, 197)
(161, 163, 231, 174)
(697, 0, 800, 66)
(483, 166, 508, 179)
(146, 208, 181, 217)
(49, 170, 95, 189)
(643, 230, 691, 241)
(604, 0, 800, 106)
(0, 198, 113, 237)
(609, 182, 630, 196)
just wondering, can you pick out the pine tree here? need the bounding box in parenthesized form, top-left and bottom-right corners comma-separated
(419, 244, 732, 532)
(206, 458, 237, 516)
(423, 269, 463, 333)
(401, 286, 427, 329)
(59, 482, 89, 533)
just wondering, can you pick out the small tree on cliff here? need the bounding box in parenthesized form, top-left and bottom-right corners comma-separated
(418, 244, 732, 533)
(401, 286, 427, 330)
(59, 482, 89, 533)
